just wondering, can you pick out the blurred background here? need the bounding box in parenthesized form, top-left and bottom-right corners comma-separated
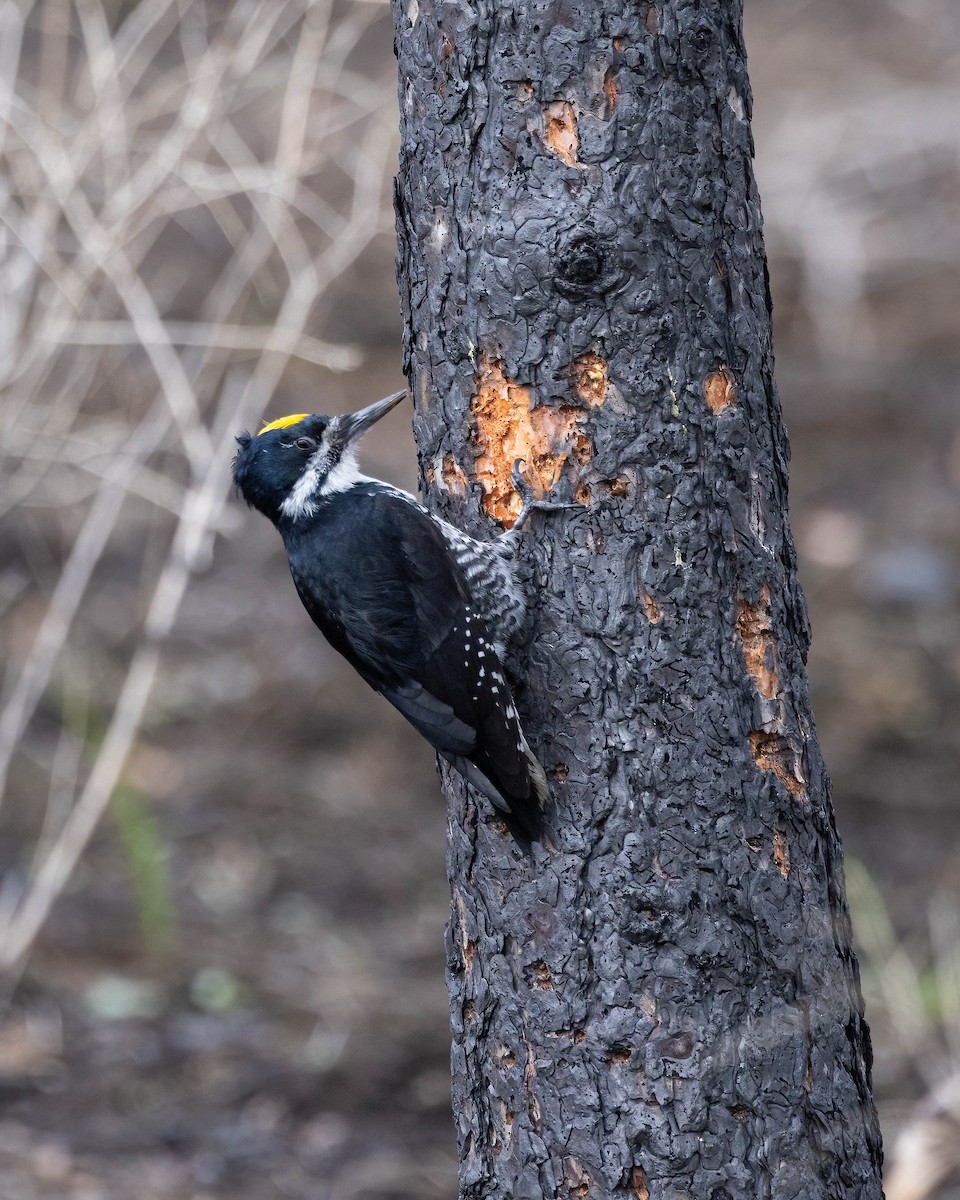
(0, 0, 958, 1196)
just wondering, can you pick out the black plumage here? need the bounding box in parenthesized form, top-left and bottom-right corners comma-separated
(232, 393, 548, 845)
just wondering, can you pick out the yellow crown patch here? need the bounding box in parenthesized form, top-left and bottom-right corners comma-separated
(258, 413, 310, 436)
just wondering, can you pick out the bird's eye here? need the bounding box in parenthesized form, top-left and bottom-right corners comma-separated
(295, 436, 317, 452)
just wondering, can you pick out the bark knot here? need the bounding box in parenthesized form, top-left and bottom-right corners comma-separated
(555, 234, 624, 298)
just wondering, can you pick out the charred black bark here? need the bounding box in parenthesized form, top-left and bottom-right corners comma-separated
(391, 1, 884, 1197)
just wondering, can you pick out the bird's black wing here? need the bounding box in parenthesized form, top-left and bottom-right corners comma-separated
(285, 488, 545, 837)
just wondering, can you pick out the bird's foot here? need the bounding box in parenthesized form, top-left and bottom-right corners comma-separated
(500, 459, 577, 550)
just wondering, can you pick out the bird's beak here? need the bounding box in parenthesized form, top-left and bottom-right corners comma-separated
(335, 390, 406, 445)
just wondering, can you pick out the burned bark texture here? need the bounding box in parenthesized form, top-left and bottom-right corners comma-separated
(391, 1, 884, 1198)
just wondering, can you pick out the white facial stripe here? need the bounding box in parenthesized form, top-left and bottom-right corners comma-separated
(281, 447, 327, 520)
(280, 443, 372, 521)
(318, 446, 368, 497)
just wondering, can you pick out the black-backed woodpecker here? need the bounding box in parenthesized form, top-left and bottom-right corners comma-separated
(232, 391, 552, 844)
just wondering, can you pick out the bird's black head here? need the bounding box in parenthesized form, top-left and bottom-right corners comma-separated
(232, 390, 406, 526)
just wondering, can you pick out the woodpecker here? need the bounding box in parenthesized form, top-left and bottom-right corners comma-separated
(232, 390, 556, 845)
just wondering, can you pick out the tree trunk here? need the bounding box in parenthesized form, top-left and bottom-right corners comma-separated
(391, 1, 884, 1197)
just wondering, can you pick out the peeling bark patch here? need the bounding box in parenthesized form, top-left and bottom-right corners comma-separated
(641, 589, 662, 624)
(736, 585, 778, 699)
(496, 1045, 518, 1069)
(704, 366, 736, 414)
(416, 370, 430, 411)
(440, 453, 468, 495)
(630, 1167, 650, 1200)
(604, 1046, 632, 1065)
(573, 352, 608, 407)
(773, 830, 790, 878)
(644, 5, 660, 35)
(526, 1080, 542, 1131)
(749, 732, 807, 800)
(660, 1032, 694, 1060)
(571, 430, 592, 465)
(563, 1157, 593, 1197)
(454, 890, 475, 971)
(472, 356, 587, 526)
(603, 68, 618, 115)
(551, 1026, 585, 1042)
(600, 474, 630, 497)
(527, 959, 554, 990)
(543, 101, 580, 167)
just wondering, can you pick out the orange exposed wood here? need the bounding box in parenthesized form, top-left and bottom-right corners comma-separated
(573, 352, 608, 407)
(603, 68, 618, 115)
(704, 366, 736, 414)
(773, 830, 790, 878)
(736, 585, 778, 699)
(750, 732, 806, 800)
(544, 101, 579, 167)
(472, 356, 589, 527)
(630, 1167, 650, 1200)
(641, 590, 662, 624)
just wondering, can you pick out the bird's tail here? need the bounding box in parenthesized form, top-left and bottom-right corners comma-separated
(455, 737, 548, 850)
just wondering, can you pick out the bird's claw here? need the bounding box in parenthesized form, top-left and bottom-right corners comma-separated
(511, 457, 534, 504)
(504, 458, 577, 543)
